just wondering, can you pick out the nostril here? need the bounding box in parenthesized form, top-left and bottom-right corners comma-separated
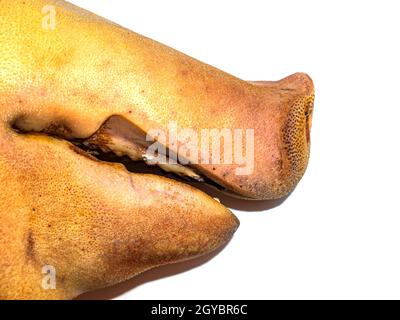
(305, 96, 314, 146)
(305, 113, 311, 145)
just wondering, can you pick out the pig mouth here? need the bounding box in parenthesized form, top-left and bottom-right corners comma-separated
(12, 114, 240, 200)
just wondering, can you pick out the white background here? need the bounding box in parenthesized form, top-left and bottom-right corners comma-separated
(72, 0, 400, 299)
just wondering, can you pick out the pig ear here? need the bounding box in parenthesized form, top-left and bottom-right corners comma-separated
(2, 131, 238, 299)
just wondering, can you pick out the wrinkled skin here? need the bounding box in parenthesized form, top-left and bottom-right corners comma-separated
(0, 0, 314, 299)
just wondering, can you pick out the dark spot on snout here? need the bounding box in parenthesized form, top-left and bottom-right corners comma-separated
(275, 159, 284, 171)
(26, 231, 36, 262)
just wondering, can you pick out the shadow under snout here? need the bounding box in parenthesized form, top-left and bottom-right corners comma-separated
(76, 240, 231, 300)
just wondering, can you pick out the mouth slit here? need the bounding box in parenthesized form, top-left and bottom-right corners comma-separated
(10, 114, 237, 197)
(70, 139, 229, 193)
